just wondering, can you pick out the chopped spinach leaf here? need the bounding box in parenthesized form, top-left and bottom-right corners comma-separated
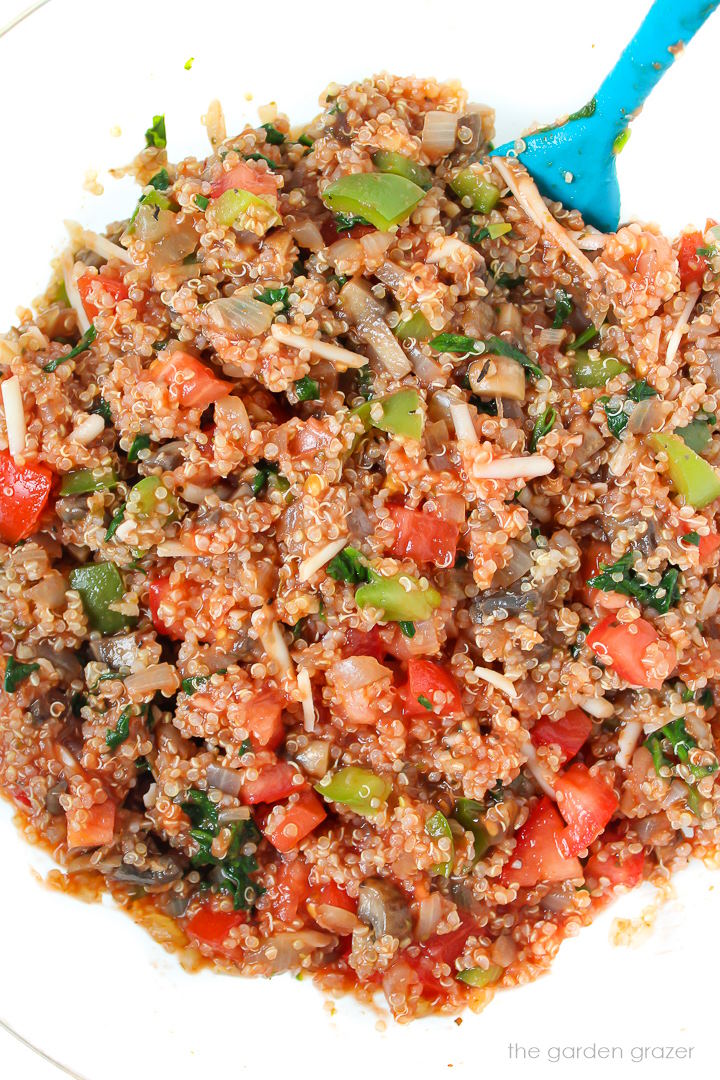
(127, 434, 150, 462)
(261, 122, 285, 145)
(106, 705, 132, 750)
(627, 379, 657, 402)
(417, 694, 433, 711)
(105, 502, 126, 542)
(294, 376, 319, 401)
(334, 212, 371, 232)
(256, 286, 290, 311)
(599, 394, 630, 439)
(181, 788, 263, 909)
(44, 325, 97, 372)
(485, 335, 543, 380)
(682, 531, 700, 546)
(181, 676, 208, 696)
(492, 272, 524, 289)
(698, 688, 714, 709)
(326, 546, 371, 585)
(571, 324, 600, 350)
(149, 168, 170, 191)
(4, 656, 40, 693)
(552, 289, 573, 329)
(398, 621, 416, 638)
(90, 398, 113, 424)
(430, 333, 482, 355)
(529, 406, 557, 452)
(468, 224, 489, 244)
(244, 152, 278, 171)
(588, 551, 681, 614)
(252, 460, 283, 497)
(298, 133, 314, 148)
(194, 194, 210, 211)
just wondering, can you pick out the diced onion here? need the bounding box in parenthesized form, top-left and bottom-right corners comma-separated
(271, 323, 367, 369)
(359, 231, 395, 261)
(476, 666, 518, 699)
(256, 611, 295, 677)
(625, 396, 666, 436)
(297, 667, 316, 732)
(156, 541, 195, 557)
(205, 295, 275, 339)
(310, 904, 362, 935)
(214, 394, 251, 440)
(493, 158, 597, 280)
(538, 327, 566, 348)
(415, 893, 444, 940)
(474, 454, 553, 480)
(573, 694, 613, 719)
(329, 655, 391, 690)
(207, 764, 244, 797)
(291, 219, 324, 252)
(2, 375, 26, 459)
(70, 413, 105, 445)
(468, 355, 525, 401)
(125, 662, 179, 700)
(422, 111, 459, 157)
(700, 583, 720, 621)
(326, 237, 363, 267)
(298, 537, 348, 582)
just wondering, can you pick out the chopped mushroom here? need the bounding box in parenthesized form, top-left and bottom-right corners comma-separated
(357, 878, 413, 940)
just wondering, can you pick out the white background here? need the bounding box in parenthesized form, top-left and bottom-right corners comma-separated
(1, 1, 720, 1078)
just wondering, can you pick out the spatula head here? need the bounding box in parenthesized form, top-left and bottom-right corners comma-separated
(490, 116, 621, 234)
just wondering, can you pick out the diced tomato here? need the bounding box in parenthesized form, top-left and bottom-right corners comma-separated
(677, 230, 707, 290)
(310, 881, 356, 913)
(698, 532, 720, 562)
(13, 788, 31, 809)
(555, 763, 619, 857)
(263, 790, 327, 853)
(241, 761, 301, 805)
(185, 904, 245, 956)
(0, 450, 53, 545)
(410, 914, 476, 993)
(400, 659, 463, 718)
(65, 799, 116, 849)
(531, 708, 593, 763)
(586, 613, 676, 689)
(273, 859, 310, 922)
(344, 626, 388, 662)
(320, 217, 376, 245)
(579, 541, 625, 610)
(209, 161, 280, 200)
(499, 797, 583, 888)
(585, 847, 645, 889)
(389, 505, 460, 570)
(245, 686, 285, 750)
(148, 575, 188, 640)
(153, 351, 233, 410)
(76, 273, 131, 320)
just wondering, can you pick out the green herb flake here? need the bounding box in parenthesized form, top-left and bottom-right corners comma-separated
(417, 694, 433, 711)
(145, 114, 167, 149)
(326, 546, 371, 585)
(298, 133, 314, 148)
(104, 502, 126, 542)
(194, 194, 210, 211)
(256, 286, 290, 311)
(682, 531, 700, 546)
(181, 676, 208, 696)
(181, 788, 263, 909)
(106, 705, 132, 750)
(294, 375, 319, 401)
(149, 169, 170, 191)
(698, 688, 714, 709)
(552, 289, 573, 329)
(261, 123, 285, 145)
(430, 333, 481, 355)
(588, 551, 681, 614)
(627, 379, 657, 402)
(600, 394, 630, 439)
(291, 618, 307, 642)
(468, 224, 490, 245)
(251, 460, 282, 497)
(244, 152, 278, 171)
(571, 324, 600, 350)
(334, 212, 372, 232)
(529, 406, 556, 452)
(356, 365, 373, 400)
(4, 656, 40, 693)
(90, 398, 113, 424)
(127, 434, 150, 462)
(493, 272, 524, 289)
(44, 325, 97, 372)
(398, 620, 416, 638)
(485, 335, 543, 380)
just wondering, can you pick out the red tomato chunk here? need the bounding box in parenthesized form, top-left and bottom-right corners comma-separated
(531, 708, 593, 762)
(389, 505, 460, 569)
(555, 763, 619, 857)
(263, 790, 327, 853)
(500, 797, 582, 888)
(0, 450, 53, 545)
(586, 614, 676, 689)
(400, 659, 464, 718)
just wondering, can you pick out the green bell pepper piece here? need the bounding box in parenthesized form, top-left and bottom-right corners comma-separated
(69, 562, 136, 635)
(650, 433, 720, 509)
(315, 766, 392, 815)
(453, 798, 491, 860)
(352, 389, 424, 440)
(572, 350, 628, 388)
(210, 188, 281, 228)
(426, 810, 454, 877)
(371, 151, 433, 192)
(321, 173, 425, 231)
(456, 964, 503, 988)
(126, 475, 179, 521)
(355, 570, 441, 622)
(394, 311, 432, 342)
(450, 168, 501, 213)
(59, 468, 118, 496)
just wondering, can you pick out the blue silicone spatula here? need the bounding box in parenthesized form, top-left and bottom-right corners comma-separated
(490, 0, 719, 232)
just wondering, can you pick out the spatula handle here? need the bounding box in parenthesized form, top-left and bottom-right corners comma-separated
(596, 0, 719, 138)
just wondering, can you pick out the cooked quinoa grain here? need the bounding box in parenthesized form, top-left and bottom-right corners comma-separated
(2, 73, 720, 1021)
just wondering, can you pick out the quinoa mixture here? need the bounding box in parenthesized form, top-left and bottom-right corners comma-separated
(2, 73, 720, 1022)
